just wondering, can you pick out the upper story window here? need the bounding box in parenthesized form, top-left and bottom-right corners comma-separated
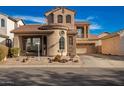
(58, 15, 63, 23)
(59, 36, 65, 50)
(66, 15, 71, 23)
(77, 27, 84, 38)
(1, 19, 5, 27)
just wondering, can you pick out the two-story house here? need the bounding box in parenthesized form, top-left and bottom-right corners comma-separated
(11, 7, 124, 56)
(0, 13, 24, 45)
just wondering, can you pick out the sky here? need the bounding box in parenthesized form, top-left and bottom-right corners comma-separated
(0, 6, 124, 35)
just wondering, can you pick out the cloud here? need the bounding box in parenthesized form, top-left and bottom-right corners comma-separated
(90, 23, 103, 30)
(86, 16, 95, 21)
(75, 16, 96, 22)
(76, 16, 102, 30)
(13, 15, 102, 30)
(13, 15, 46, 23)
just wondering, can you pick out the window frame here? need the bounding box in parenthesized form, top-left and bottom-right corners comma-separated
(58, 15, 63, 23)
(1, 19, 5, 27)
(59, 36, 65, 50)
(66, 15, 71, 23)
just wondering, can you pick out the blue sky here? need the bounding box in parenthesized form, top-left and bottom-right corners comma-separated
(0, 6, 124, 35)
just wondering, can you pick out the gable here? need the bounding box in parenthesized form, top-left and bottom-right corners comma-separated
(45, 7, 75, 16)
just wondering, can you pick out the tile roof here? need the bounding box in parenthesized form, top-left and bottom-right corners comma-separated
(75, 21, 90, 25)
(89, 34, 98, 39)
(11, 25, 42, 33)
(11, 24, 53, 34)
(11, 24, 68, 34)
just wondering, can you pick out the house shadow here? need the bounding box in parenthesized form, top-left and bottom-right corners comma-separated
(0, 68, 124, 86)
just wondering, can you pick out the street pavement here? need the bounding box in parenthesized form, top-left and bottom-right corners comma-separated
(0, 67, 124, 86)
(0, 54, 124, 85)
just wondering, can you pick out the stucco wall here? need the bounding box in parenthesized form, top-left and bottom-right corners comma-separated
(17, 20, 24, 27)
(0, 14, 24, 42)
(13, 34, 20, 48)
(0, 37, 6, 44)
(47, 30, 67, 56)
(120, 31, 124, 55)
(0, 14, 7, 36)
(47, 8, 75, 30)
(101, 35, 122, 55)
(7, 18, 15, 40)
(67, 35, 76, 56)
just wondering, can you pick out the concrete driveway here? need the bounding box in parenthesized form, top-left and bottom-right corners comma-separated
(80, 54, 124, 68)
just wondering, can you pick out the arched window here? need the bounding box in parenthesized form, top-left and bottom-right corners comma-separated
(58, 15, 63, 23)
(59, 36, 65, 50)
(66, 15, 71, 23)
(1, 19, 5, 27)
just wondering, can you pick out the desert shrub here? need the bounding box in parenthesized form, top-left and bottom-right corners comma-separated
(10, 47, 20, 57)
(53, 55, 61, 62)
(0, 44, 8, 61)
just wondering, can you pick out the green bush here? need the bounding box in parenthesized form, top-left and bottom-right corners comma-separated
(10, 48, 20, 57)
(0, 44, 8, 61)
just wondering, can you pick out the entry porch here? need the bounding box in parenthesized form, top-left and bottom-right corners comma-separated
(14, 34, 48, 56)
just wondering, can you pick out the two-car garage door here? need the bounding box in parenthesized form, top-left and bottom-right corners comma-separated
(76, 43, 96, 54)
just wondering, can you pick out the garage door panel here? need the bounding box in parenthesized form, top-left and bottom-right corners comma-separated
(76, 44, 96, 54)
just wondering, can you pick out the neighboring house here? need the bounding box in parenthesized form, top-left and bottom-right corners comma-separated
(11, 7, 124, 56)
(100, 30, 124, 56)
(0, 13, 24, 45)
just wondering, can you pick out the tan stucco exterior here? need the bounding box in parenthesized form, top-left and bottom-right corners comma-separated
(101, 31, 124, 56)
(47, 29, 67, 56)
(45, 7, 75, 30)
(101, 35, 121, 55)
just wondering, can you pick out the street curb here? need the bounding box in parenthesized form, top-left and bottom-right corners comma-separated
(0, 65, 83, 68)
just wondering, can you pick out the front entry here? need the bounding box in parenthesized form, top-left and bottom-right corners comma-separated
(22, 36, 47, 56)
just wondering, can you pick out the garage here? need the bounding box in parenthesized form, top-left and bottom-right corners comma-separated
(76, 43, 96, 54)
